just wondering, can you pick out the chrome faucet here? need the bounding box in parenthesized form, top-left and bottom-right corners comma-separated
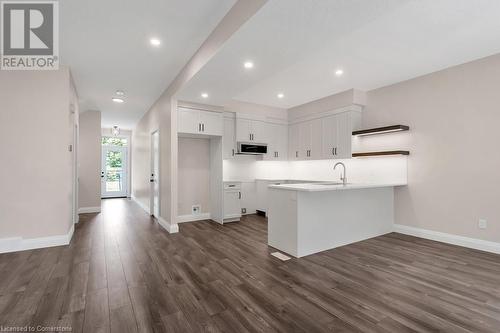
(334, 162, 347, 185)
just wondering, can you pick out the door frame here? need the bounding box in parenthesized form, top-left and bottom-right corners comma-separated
(101, 145, 129, 198)
(150, 130, 160, 217)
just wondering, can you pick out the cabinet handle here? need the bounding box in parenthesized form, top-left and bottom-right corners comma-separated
(335, 147, 337, 155)
(198, 123, 201, 132)
(232, 149, 235, 156)
(239, 192, 241, 199)
(249, 133, 252, 141)
(202, 123, 205, 132)
(296, 151, 298, 158)
(332, 148, 335, 156)
(277, 151, 279, 158)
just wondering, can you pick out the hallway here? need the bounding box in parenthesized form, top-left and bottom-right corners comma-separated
(0, 199, 499, 332)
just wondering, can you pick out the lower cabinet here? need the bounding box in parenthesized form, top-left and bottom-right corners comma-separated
(256, 180, 285, 216)
(223, 182, 241, 222)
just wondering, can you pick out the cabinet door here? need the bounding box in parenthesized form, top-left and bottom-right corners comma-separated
(276, 123, 288, 160)
(322, 114, 339, 158)
(250, 120, 266, 143)
(200, 111, 223, 136)
(299, 121, 312, 159)
(224, 191, 241, 219)
(262, 122, 276, 160)
(335, 112, 352, 159)
(223, 117, 236, 159)
(236, 118, 252, 142)
(310, 118, 323, 159)
(288, 123, 300, 160)
(178, 108, 200, 134)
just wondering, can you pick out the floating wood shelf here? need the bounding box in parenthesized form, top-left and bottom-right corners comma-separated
(352, 125, 409, 136)
(352, 150, 410, 158)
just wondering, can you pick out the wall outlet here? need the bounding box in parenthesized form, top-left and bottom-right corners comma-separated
(192, 205, 201, 215)
(241, 208, 246, 214)
(478, 219, 487, 229)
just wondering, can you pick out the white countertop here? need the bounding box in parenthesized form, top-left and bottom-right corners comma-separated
(268, 182, 406, 192)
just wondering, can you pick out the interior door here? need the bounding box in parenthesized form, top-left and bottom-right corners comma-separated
(150, 131, 160, 217)
(101, 146, 128, 198)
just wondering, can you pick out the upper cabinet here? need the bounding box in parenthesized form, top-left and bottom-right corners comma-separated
(178, 107, 223, 136)
(263, 122, 288, 160)
(223, 115, 236, 159)
(289, 110, 361, 161)
(236, 118, 267, 143)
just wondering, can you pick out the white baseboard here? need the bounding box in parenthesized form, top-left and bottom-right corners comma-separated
(158, 217, 179, 234)
(177, 213, 211, 223)
(393, 224, 500, 254)
(78, 206, 101, 214)
(0, 224, 75, 254)
(131, 196, 150, 214)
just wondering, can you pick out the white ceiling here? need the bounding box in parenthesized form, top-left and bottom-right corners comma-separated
(178, 0, 500, 108)
(60, 0, 236, 129)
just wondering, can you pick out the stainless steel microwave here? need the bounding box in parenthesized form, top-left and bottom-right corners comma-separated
(237, 142, 268, 155)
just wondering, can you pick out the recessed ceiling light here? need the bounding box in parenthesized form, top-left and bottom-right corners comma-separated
(201, 92, 209, 99)
(115, 90, 125, 96)
(335, 69, 344, 77)
(277, 93, 284, 99)
(150, 38, 161, 46)
(112, 97, 124, 103)
(244, 61, 254, 69)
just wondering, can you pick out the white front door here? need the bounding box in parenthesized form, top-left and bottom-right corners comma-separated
(150, 131, 160, 217)
(101, 145, 128, 198)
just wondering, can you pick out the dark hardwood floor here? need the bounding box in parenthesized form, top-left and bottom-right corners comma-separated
(0, 198, 499, 332)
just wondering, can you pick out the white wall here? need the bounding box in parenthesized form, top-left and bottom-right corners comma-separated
(0, 68, 76, 241)
(178, 137, 210, 215)
(131, 105, 159, 213)
(363, 53, 500, 243)
(78, 111, 101, 210)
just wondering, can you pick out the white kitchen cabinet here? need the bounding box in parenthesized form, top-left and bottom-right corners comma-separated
(223, 182, 241, 222)
(289, 110, 361, 161)
(223, 117, 236, 159)
(288, 123, 300, 160)
(298, 118, 322, 160)
(236, 118, 267, 143)
(321, 111, 361, 159)
(264, 123, 288, 160)
(256, 180, 285, 215)
(178, 107, 223, 136)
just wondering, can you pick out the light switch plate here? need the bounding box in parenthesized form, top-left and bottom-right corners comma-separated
(478, 219, 487, 229)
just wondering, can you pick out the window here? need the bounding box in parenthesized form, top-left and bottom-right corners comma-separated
(102, 137, 127, 146)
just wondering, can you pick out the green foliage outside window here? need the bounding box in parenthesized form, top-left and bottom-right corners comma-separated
(102, 137, 127, 146)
